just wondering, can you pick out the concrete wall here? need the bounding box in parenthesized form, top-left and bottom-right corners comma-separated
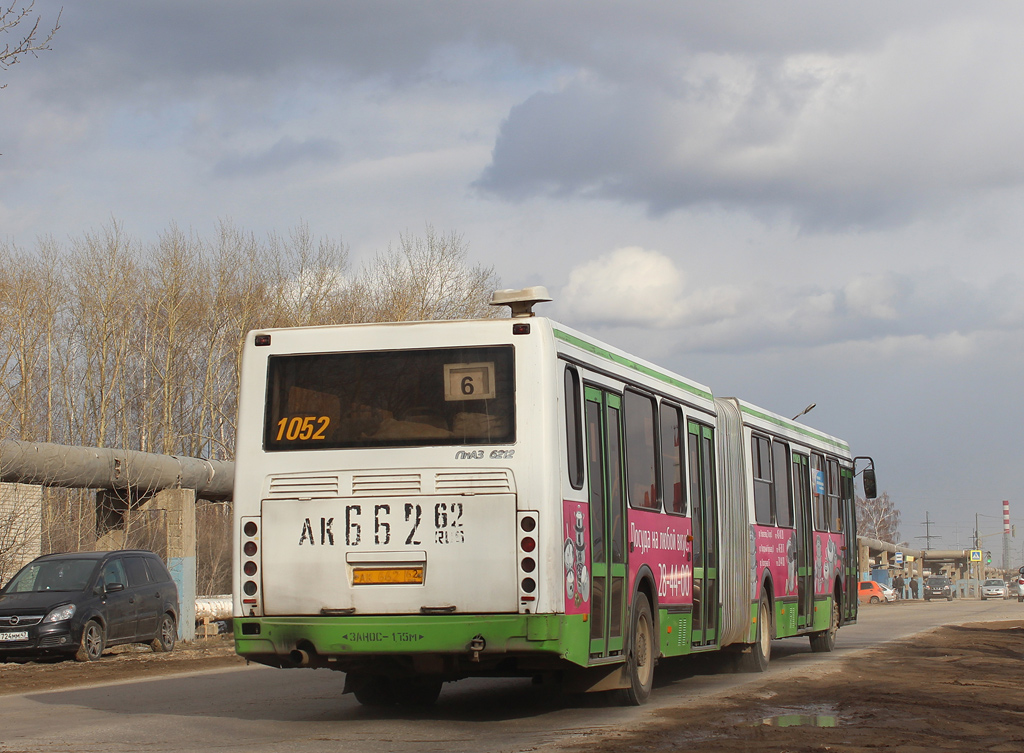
(0, 482, 42, 585)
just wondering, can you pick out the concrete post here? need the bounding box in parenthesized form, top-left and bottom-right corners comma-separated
(158, 488, 197, 641)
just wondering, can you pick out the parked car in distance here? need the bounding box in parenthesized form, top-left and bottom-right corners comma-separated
(0, 550, 179, 663)
(879, 583, 898, 602)
(1008, 578, 1024, 602)
(981, 578, 1008, 600)
(858, 580, 891, 604)
(923, 576, 953, 601)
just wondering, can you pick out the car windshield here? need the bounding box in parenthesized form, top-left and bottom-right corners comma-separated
(2, 559, 98, 593)
(927, 578, 947, 585)
(984, 579, 1004, 586)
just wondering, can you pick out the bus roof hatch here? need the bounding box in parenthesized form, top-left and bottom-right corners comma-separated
(489, 286, 552, 318)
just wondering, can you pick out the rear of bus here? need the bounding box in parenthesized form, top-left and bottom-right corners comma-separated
(232, 316, 570, 699)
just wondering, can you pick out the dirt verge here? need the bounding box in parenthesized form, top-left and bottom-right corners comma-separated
(579, 619, 1024, 753)
(0, 634, 244, 696)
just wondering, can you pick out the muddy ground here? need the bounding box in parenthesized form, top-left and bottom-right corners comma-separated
(2, 622, 1023, 752)
(582, 619, 1024, 753)
(0, 634, 244, 696)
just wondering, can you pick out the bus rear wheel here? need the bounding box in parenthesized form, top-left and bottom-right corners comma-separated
(737, 595, 771, 672)
(393, 677, 443, 707)
(349, 674, 396, 706)
(809, 597, 839, 653)
(617, 592, 655, 706)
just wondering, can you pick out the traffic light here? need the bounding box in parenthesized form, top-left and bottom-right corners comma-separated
(986, 551, 992, 564)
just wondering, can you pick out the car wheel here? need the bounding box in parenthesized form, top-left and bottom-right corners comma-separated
(75, 620, 105, 662)
(947, 595, 953, 601)
(870, 596, 879, 604)
(617, 592, 656, 705)
(150, 614, 176, 653)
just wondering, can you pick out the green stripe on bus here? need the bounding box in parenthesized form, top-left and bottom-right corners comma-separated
(738, 405, 850, 453)
(553, 329, 713, 401)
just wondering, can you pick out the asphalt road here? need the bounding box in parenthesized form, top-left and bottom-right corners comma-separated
(2, 597, 1020, 753)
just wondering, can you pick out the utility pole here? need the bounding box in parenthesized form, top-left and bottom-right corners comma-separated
(1004, 500, 1012, 572)
(915, 512, 938, 550)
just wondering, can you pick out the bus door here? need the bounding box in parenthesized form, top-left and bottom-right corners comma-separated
(584, 387, 628, 660)
(792, 453, 814, 629)
(687, 421, 719, 647)
(841, 467, 858, 623)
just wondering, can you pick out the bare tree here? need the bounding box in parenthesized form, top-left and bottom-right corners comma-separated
(0, 219, 502, 578)
(195, 501, 231, 595)
(0, 2, 61, 88)
(358, 225, 501, 323)
(857, 491, 901, 544)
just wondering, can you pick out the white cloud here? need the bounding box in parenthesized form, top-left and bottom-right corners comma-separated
(842, 274, 905, 320)
(559, 247, 741, 328)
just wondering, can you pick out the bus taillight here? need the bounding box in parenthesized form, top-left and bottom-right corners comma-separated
(518, 512, 540, 612)
(240, 516, 262, 614)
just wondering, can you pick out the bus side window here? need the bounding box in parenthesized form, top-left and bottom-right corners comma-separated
(660, 402, 685, 515)
(751, 434, 772, 525)
(772, 440, 792, 527)
(624, 390, 658, 510)
(564, 366, 583, 489)
(810, 452, 826, 531)
(827, 458, 841, 531)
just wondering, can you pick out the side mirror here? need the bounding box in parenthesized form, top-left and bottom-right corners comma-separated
(862, 467, 877, 499)
(105, 582, 125, 593)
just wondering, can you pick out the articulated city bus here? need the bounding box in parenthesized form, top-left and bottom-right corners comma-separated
(232, 286, 876, 706)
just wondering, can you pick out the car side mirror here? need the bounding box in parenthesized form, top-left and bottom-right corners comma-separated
(105, 582, 125, 593)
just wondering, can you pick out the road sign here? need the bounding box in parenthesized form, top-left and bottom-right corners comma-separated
(970, 549, 982, 562)
(894, 552, 904, 565)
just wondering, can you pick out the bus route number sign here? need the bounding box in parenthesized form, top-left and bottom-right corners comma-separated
(444, 362, 496, 401)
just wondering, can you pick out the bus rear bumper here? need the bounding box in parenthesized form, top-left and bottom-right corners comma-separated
(234, 613, 577, 674)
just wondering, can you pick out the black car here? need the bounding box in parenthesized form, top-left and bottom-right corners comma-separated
(0, 550, 179, 662)
(923, 576, 953, 601)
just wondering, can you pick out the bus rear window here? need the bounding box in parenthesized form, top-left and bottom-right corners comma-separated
(264, 346, 515, 450)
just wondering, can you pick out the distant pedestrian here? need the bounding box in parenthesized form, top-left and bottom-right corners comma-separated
(909, 578, 919, 599)
(894, 575, 905, 599)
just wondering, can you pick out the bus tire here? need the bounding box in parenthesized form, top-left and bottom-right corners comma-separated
(809, 597, 839, 653)
(617, 592, 655, 706)
(349, 674, 395, 707)
(393, 677, 443, 707)
(737, 595, 771, 673)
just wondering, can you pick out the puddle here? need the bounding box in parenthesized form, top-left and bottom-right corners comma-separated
(761, 713, 838, 728)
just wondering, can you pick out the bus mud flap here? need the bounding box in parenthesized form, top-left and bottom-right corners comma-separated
(562, 664, 630, 694)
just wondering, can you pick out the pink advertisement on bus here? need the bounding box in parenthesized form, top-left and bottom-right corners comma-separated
(814, 531, 845, 595)
(561, 502, 694, 614)
(562, 500, 591, 615)
(754, 525, 846, 598)
(754, 525, 797, 597)
(625, 508, 692, 606)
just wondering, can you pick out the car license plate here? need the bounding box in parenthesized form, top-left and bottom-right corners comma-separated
(0, 630, 29, 642)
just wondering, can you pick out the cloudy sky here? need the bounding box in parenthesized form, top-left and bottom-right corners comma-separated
(4, 2, 1024, 554)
